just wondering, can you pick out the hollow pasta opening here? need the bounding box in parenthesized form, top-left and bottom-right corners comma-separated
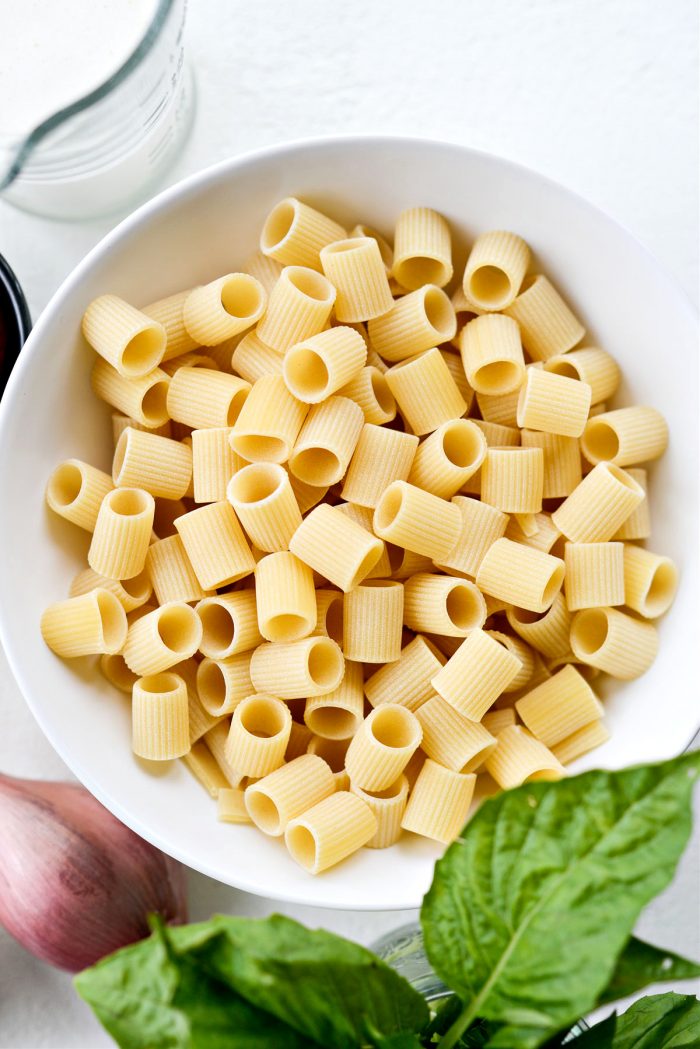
(371, 370, 395, 414)
(642, 561, 678, 617)
(157, 604, 200, 654)
(291, 447, 341, 486)
(108, 487, 152, 517)
(221, 275, 264, 319)
(225, 387, 251, 427)
(285, 348, 330, 399)
(100, 654, 137, 691)
(542, 563, 565, 608)
(370, 706, 418, 749)
(359, 777, 407, 801)
(306, 706, 359, 740)
(138, 671, 181, 695)
(95, 590, 127, 652)
(260, 199, 297, 253)
(308, 735, 349, 772)
(509, 605, 546, 625)
(47, 462, 84, 507)
(232, 434, 288, 463)
(197, 660, 226, 709)
(582, 421, 619, 463)
(605, 463, 643, 491)
(527, 768, 562, 783)
(287, 266, 335, 302)
(546, 358, 580, 381)
(324, 595, 344, 644)
(572, 609, 609, 655)
(121, 327, 164, 376)
(461, 739, 499, 773)
(468, 265, 512, 309)
(423, 286, 454, 338)
(229, 463, 284, 504)
(442, 421, 483, 469)
(264, 613, 311, 643)
(474, 360, 522, 394)
(349, 543, 384, 589)
(197, 601, 235, 654)
(374, 484, 404, 531)
(246, 790, 282, 835)
(239, 696, 288, 738)
(286, 822, 318, 871)
(141, 380, 170, 427)
(307, 638, 344, 689)
(446, 584, 482, 631)
(322, 237, 366, 256)
(395, 256, 449, 290)
(122, 569, 152, 603)
(111, 430, 130, 481)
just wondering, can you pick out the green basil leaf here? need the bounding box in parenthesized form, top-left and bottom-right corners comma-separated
(421, 753, 700, 1049)
(599, 938, 700, 1005)
(366, 1031, 426, 1048)
(560, 1013, 616, 1048)
(167, 913, 429, 1049)
(609, 993, 700, 1048)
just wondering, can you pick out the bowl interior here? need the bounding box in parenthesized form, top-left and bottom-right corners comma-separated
(0, 138, 696, 910)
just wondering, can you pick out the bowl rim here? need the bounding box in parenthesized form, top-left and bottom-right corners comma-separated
(0, 134, 697, 909)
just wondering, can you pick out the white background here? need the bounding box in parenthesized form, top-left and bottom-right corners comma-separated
(0, 1, 698, 1045)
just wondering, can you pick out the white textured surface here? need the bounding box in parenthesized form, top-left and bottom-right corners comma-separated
(0, 1, 697, 1045)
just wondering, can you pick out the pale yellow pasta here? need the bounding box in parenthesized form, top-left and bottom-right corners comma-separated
(141, 290, 199, 362)
(512, 513, 539, 538)
(123, 601, 202, 675)
(307, 736, 351, 790)
(564, 542, 625, 610)
(204, 720, 244, 787)
(505, 512, 562, 554)
(390, 549, 434, 580)
(256, 266, 336, 352)
(217, 788, 251, 823)
(392, 207, 453, 290)
(551, 463, 644, 542)
(436, 495, 508, 578)
(613, 468, 650, 540)
(544, 347, 620, 404)
(285, 791, 377, 873)
(286, 720, 314, 762)
(485, 631, 535, 692)
(547, 653, 601, 684)
(515, 664, 602, 747)
(255, 551, 316, 642)
(132, 672, 190, 760)
(88, 487, 155, 580)
(438, 349, 474, 411)
(82, 294, 166, 377)
(341, 424, 418, 508)
(401, 760, 475, 844)
(145, 535, 208, 604)
(46, 459, 114, 533)
(227, 462, 302, 552)
(245, 755, 335, 836)
(243, 249, 284, 293)
(450, 285, 482, 347)
(520, 430, 582, 498)
(231, 330, 285, 383)
(386, 348, 467, 435)
(551, 719, 611, 765)
(581, 406, 669, 467)
(334, 503, 396, 579)
(176, 501, 255, 589)
(373, 480, 461, 562)
(41, 589, 127, 658)
(504, 275, 585, 361)
(284, 474, 326, 517)
(225, 694, 291, 777)
(475, 387, 520, 429)
(506, 592, 572, 660)
(570, 606, 658, 678)
(477, 537, 564, 613)
(482, 595, 511, 617)
(351, 777, 408, 849)
(289, 503, 383, 591)
(91, 360, 171, 428)
(367, 285, 456, 362)
(365, 345, 388, 373)
(622, 544, 678, 619)
(480, 447, 544, 513)
(416, 694, 497, 771)
(431, 628, 523, 721)
(196, 652, 254, 716)
(260, 197, 346, 269)
(100, 652, 139, 693)
(250, 635, 344, 698)
(407, 419, 486, 499)
(345, 704, 422, 790)
(284, 326, 367, 403)
(349, 224, 393, 274)
(426, 634, 466, 660)
(460, 313, 525, 395)
(481, 708, 517, 736)
(288, 396, 364, 485)
(229, 374, 307, 464)
(364, 635, 445, 712)
(304, 660, 364, 740)
(404, 574, 486, 637)
(343, 580, 404, 663)
(320, 237, 394, 321)
(182, 741, 232, 797)
(485, 725, 565, 789)
(112, 414, 172, 443)
(337, 366, 396, 426)
(112, 426, 192, 500)
(190, 427, 237, 503)
(462, 230, 530, 311)
(313, 589, 344, 644)
(176, 658, 224, 745)
(472, 418, 521, 447)
(195, 591, 261, 659)
(516, 368, 592, 437)
(166, 367, 251, 429)
(183, 274, 268, 344)
(159, 351, 220, 377)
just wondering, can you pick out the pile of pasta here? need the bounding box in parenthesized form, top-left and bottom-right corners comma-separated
(41, 198, 678, 875)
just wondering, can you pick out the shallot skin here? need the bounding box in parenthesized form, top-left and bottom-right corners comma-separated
(0, 773, 187, 971)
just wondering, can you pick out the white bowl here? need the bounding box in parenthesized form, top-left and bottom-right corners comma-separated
(0, 137, 697, 910)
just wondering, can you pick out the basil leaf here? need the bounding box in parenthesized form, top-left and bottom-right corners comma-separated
(599, 938, 700, 1005)
(366, 1032, 426, 1048)
(609, 993, 700, 1048)
(167, 913, 429, 1049)
(421, 753, 700, 1049)
(560, 1013, 617, 1048)
(75, 926, 309, 1049)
